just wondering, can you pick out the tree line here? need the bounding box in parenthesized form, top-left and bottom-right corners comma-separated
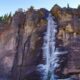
(0, 13, 12, 23)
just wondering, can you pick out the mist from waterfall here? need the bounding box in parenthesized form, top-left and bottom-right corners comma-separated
(37, 13, 59, 80)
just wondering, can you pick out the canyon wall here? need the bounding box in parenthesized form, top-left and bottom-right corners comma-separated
(0, 5, 80, 80)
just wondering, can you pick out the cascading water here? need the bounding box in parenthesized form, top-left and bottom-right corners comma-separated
(37, 13, 60, 80)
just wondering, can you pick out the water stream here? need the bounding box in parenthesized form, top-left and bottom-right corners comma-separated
(37, 14, 60, 80)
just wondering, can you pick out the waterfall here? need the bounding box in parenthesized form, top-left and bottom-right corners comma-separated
(37, 14, 60, 80)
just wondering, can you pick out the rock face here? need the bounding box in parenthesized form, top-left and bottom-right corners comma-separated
(51, 5, 80, 79)
(11, 9, 48, 80)
(0, 5, 80, 80)
(0, 8, 49, 80)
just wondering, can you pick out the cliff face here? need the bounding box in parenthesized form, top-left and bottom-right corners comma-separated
(51, 5, 80, 79)
(0, 8, 49, 80)
(0, 6, 80, 80)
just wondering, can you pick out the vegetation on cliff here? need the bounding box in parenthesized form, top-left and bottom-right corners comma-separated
(0, 13, 12, 23)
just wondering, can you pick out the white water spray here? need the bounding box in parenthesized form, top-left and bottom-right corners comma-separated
(37, 14, 60, 80)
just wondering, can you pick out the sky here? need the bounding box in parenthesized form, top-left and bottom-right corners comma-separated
(0, 0, 80, 16)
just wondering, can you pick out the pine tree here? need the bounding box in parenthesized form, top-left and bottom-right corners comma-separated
(78, 4, 80, 9)
(67, 3, 70, 8)
(0, 16, 3, 22)
(28, 6, 34, 11)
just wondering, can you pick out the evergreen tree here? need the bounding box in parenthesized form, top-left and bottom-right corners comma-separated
(78, 4, 80, 9)
(0, 16, 3, 22)
(0, 13, 12, 23)
(8, 12, 12, 17)
(67, 3, 70, 8)
(28, 6, 34, 11)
